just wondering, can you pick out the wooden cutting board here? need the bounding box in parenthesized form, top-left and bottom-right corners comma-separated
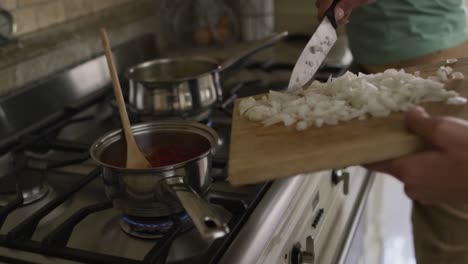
(228, 58, 468, 185)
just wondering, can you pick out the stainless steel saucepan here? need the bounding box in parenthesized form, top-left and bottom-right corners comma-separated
(125, 31, 288, 119)
(89, 121, 228, 240)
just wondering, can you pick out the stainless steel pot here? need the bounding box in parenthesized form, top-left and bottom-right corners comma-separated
(89, 121, 228, 240)
(125, 31, 288, 119)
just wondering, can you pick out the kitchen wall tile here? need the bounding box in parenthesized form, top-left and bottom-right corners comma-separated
(64, 0, 93, 19)
(7, 11, 155, 95)
(10, 0, 133, 36)
(11, 6, 37, 35)
(0, 0, 16, 10)
(17, 0, 48, 8)
(0, 66, 16, 95)
(92, 0, 114, 12)
(36, 0, 65, 29)
(0, 0, 155, 96)
(16, 47, 67, 90)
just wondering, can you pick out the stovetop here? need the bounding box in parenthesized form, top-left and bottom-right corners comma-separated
(0, 34, 352, 264)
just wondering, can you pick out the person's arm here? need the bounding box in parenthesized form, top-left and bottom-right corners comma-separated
(366, 107, 468, 203)
(315, 0, 375, 24)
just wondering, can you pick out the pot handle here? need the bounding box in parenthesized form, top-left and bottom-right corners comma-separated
(165, 177, 229, 240)
(218, 31, 289, 72)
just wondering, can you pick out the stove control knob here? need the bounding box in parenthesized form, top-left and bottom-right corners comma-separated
(290, 243, 302, 264)
(331, 169, 350, 195)
(290, 243, 315, 264)
(302, 251, 315, 264)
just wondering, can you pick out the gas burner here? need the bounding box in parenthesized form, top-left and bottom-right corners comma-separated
(0, 182, 50, 206)
(22, 183, 50, 205)
(0, 169, 50, 206)
(119, 212, 193, 239)
(25, 149, 54, 160)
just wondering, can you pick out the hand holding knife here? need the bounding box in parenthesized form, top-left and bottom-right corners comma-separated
(287, 0, 341, 90)
(316, 0, 376, 25)
(287, 0, 375, 90)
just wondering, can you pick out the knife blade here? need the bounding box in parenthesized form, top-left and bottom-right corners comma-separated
(287, 0, 340, 90)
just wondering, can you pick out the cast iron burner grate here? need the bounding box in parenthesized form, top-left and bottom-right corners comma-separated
(120, 212, 193, 239)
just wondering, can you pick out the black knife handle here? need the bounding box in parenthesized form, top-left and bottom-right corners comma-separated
(324, 0, 341, 29)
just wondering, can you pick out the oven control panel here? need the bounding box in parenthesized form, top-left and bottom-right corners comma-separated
(290, 241, 315, 264)
(287, 180, 343, 264)
(220, 167, 369, 264)
(252, 169, 343, 264)
(285, 168, 355, 264)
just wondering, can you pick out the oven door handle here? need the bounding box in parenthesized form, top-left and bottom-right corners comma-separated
(335, 172, 375, 264)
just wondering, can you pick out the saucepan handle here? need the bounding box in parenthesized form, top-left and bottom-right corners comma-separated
(218, 31, 289, 72)
(164, 177, 229, 240)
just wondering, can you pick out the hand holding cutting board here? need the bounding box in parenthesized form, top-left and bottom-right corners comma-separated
(367, 106, 468, 204)
(228, 59, 468, 186)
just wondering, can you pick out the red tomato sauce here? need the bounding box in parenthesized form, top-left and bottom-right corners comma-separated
(101, 131, 212, 169)
(145, 144, 208, 167)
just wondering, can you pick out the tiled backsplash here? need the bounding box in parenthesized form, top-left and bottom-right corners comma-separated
(0, 0, 133, 35)
(0, 0, 156, 96)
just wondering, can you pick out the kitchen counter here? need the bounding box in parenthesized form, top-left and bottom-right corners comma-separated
(0, 0, 157, 96)
(0, 1, 352, 97)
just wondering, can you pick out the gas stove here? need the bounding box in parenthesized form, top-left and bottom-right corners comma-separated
(0, 34, 372, 264)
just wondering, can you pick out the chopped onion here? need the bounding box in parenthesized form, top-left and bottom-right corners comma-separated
(262, 116, 282, 126)
(296, 121, 308, 131)
(452, 72, 465, 80)
(447, 97, 467, 105)
(445, 66, 454, 75)
(437, 68, 448, 82)
(244, 105, 272, 121)
(446, 58, 458, 64)
(239, 70, 466, 130)
(239, 97, 256, 115)
(315, 118, 324, 128)
(281, 114, 296, 126)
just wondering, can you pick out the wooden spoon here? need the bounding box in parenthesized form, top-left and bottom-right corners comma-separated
(100, 28, 151, 169)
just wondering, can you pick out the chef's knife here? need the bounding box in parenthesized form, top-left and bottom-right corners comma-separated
(287, 0, 340, 90)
